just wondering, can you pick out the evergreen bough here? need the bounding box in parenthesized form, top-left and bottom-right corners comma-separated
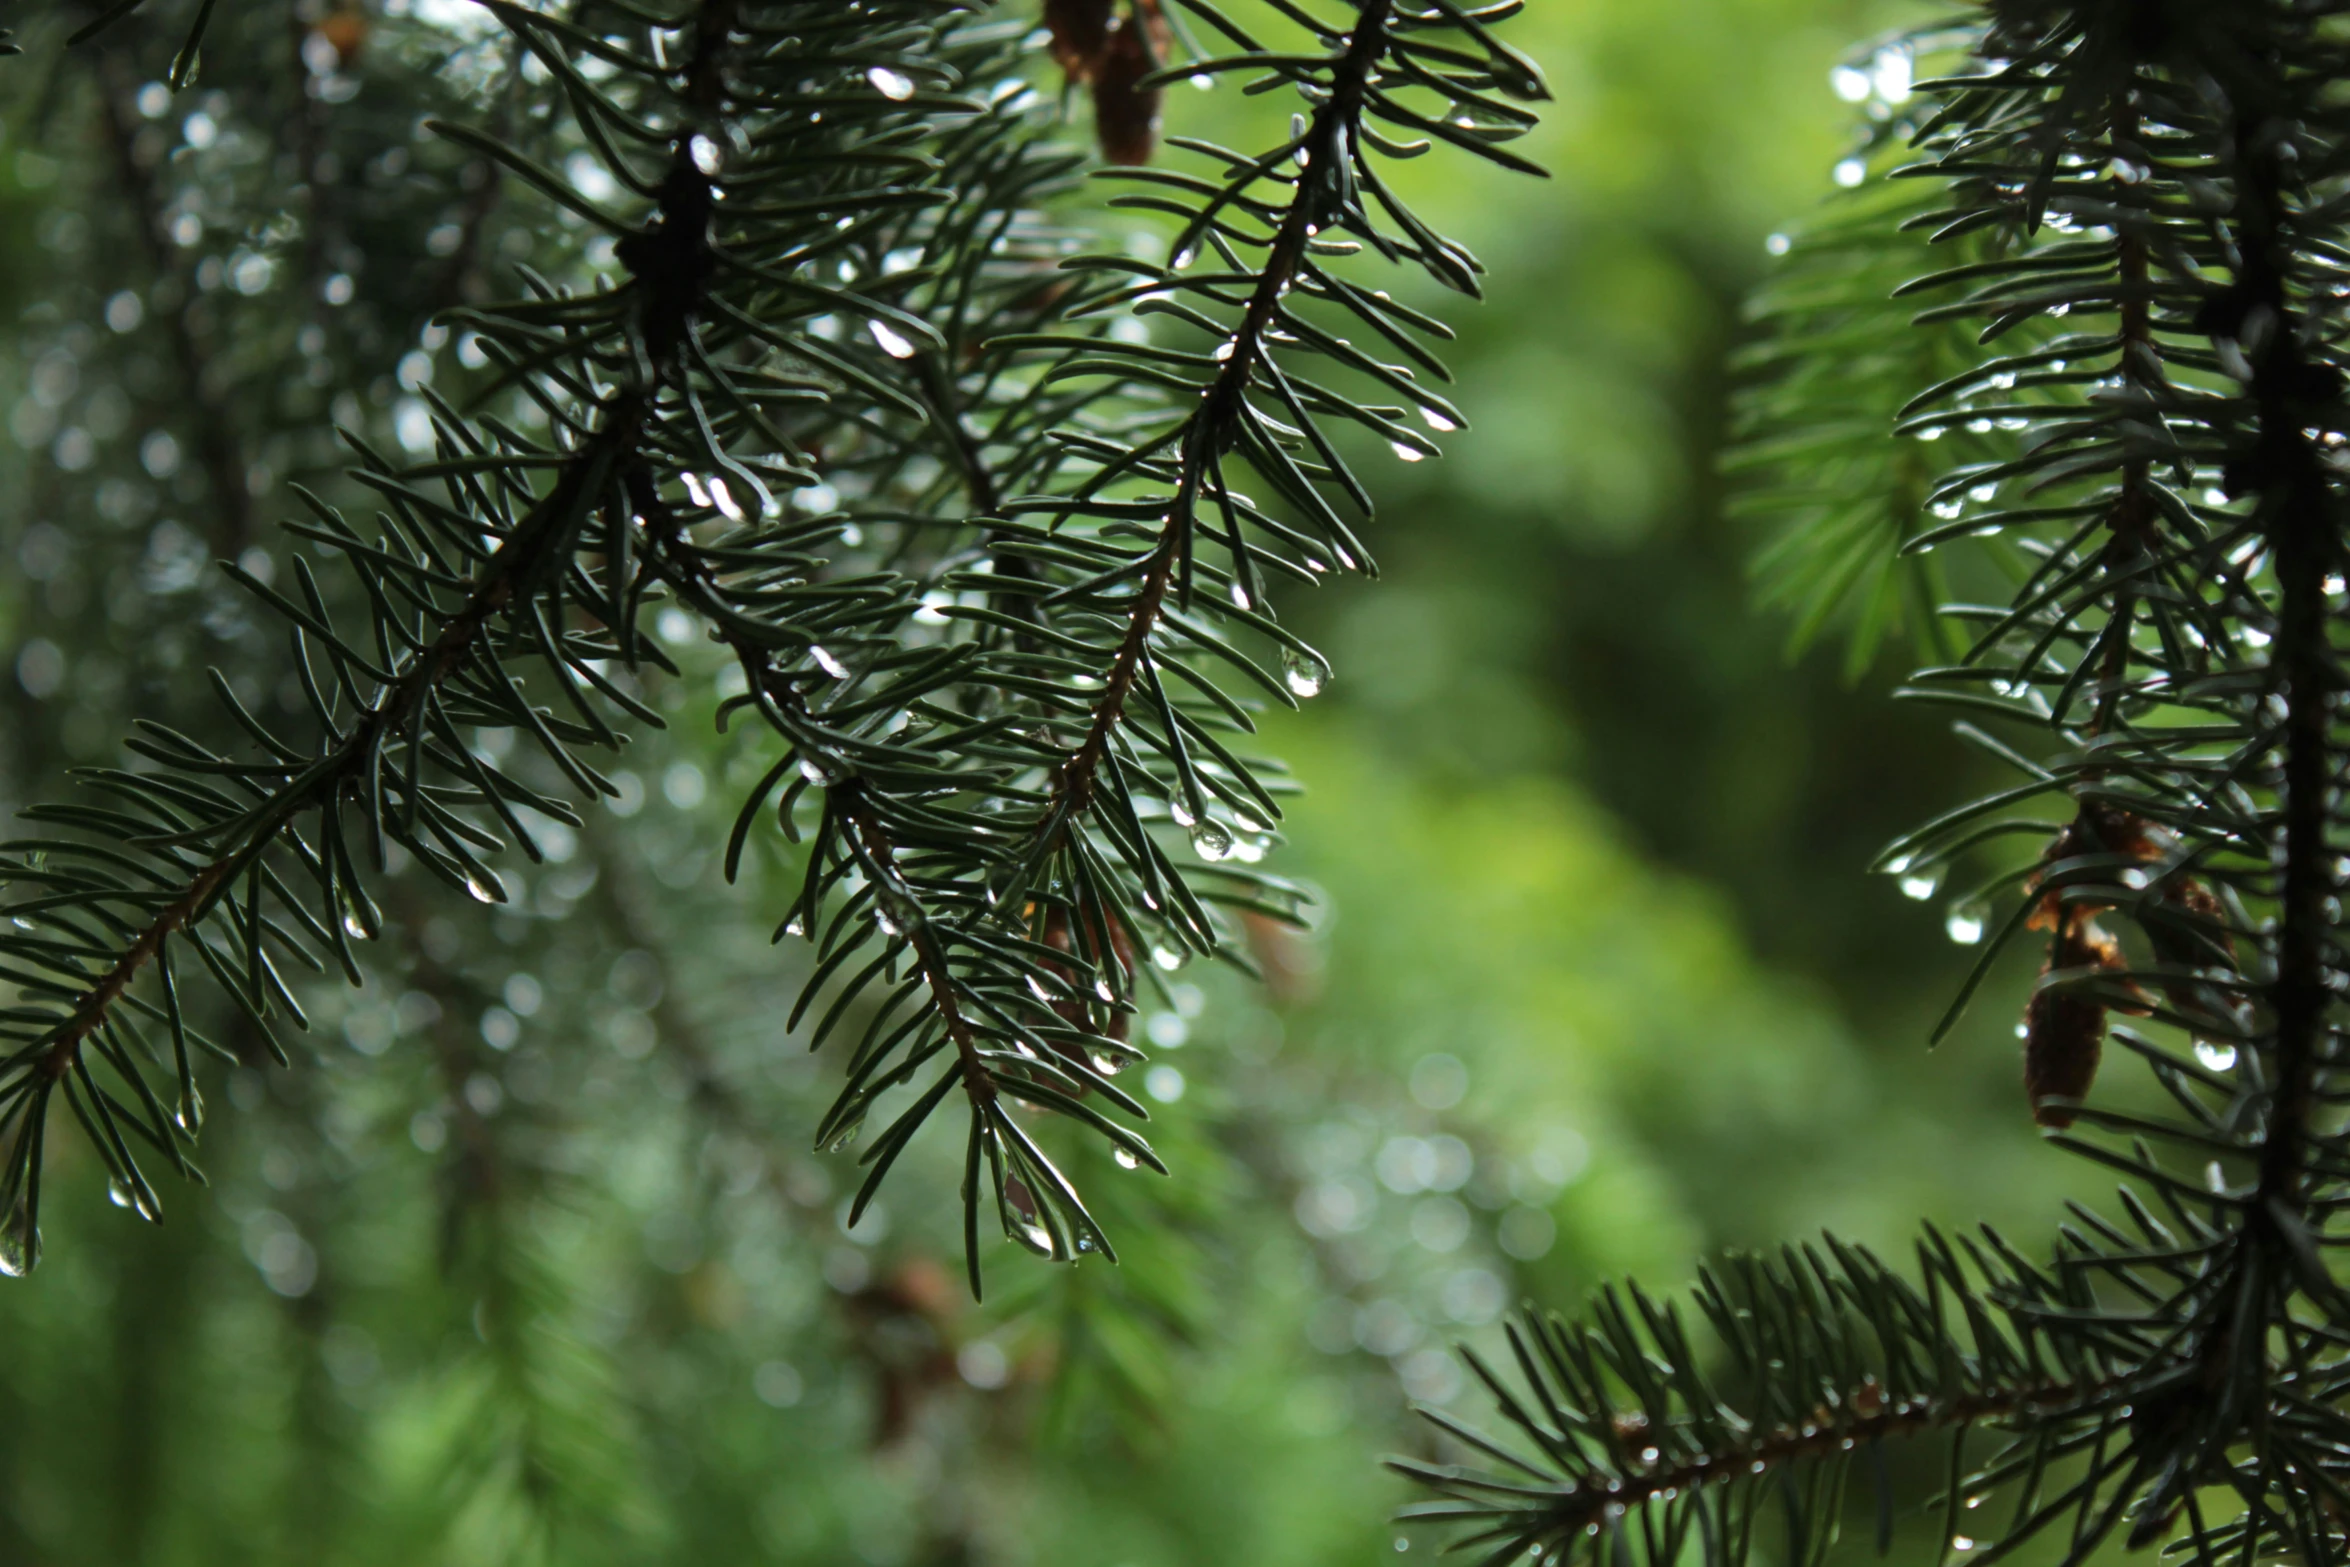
(0, 0, 1545, 1297)
(1405, 7, 2350, 1567)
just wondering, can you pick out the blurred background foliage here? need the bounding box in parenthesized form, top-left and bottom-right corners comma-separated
(0, 0, 2108, 1562)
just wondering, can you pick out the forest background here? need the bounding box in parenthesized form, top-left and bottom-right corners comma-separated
(0, 0, 2082, 1563)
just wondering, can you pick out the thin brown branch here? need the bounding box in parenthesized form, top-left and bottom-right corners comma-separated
(1424, 1373, 2117, 1538)
(1041, 0, 1396, 830)
(628, 477, 999, 1108)
(29, 399, 646, 1082)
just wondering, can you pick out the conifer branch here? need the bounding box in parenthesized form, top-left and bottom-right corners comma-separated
(1044, 0, 1394, 834)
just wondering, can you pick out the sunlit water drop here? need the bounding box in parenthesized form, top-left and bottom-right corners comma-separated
(867, 65, 915, 100)
(1283, 647, 1327, 698)
(0, 1207, 40, 1278)
(1190, 819, 1235, 862)
(2195, 1041, 2238, 1072)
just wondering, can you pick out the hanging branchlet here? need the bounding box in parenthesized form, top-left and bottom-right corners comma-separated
(1410, 6, 2350, 1566)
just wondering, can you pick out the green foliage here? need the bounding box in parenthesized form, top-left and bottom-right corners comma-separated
(0, 0, 2057, 1556)
(1410, 7, 2350, 1567)
(0, 0, 1548, 1294)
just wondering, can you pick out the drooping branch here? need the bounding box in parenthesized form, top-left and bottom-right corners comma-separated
(24, 0, 747, 1090)
(28, 397, 651, 1082)
(1040, 0, 1397, 835)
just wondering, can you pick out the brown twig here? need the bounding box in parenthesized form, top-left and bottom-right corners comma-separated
(1043, 0, 1395, 832)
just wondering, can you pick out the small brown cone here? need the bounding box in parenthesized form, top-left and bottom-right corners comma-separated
(1091, 8, 1162, 166)
(2024, 914, 2125, 1128)
(1044, 0, 1116, 81)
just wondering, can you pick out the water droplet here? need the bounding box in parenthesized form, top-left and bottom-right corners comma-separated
(1168, 798, 1197, 828)
(1899, 867, 1942, 901)
(824, 1119, 864, 1154)
(708, 476, 744, 521)
(867, 65, 915, 100)
(2195, 1041, 2238, 1072)
(1421, 407, 1457, 433)
(868, 320, 917, 359)
(176, 1087, 204, 1133)
(1151, 945, 1184, 972)
(783, 913, 808, 939)
(1088, 1050, 1127, 1077)
(798, 755, 838, 786)
(1191, 820, 1234, 862)
(690, 133, 722, 175)
(874, 886, 921, 938)
(809, 645, 848, 680)
(1952, 1539, 1975, 1553)
(342, 911, 367, 938)
(107, 1178, 133, 1210)
(681, 471, 712, 508)
(1283, 647, 1327, 698)
(1213, 339, 1236, 362)
(1390, 441, 1426, 463)
(1011, 1220, 1055, 1257)
(1228, 580, 1252, 610)
(464, 872, 501, 904)
(0, 1206, 39, 1278)
(1114, 1147, 1141, 1170)
(1946, 904, 1987, 945)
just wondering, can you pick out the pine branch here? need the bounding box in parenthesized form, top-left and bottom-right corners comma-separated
(1414, 8, 2350, 1566)
(0, 0, 1546, 1298)
(1042, 0, 1395, 836)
